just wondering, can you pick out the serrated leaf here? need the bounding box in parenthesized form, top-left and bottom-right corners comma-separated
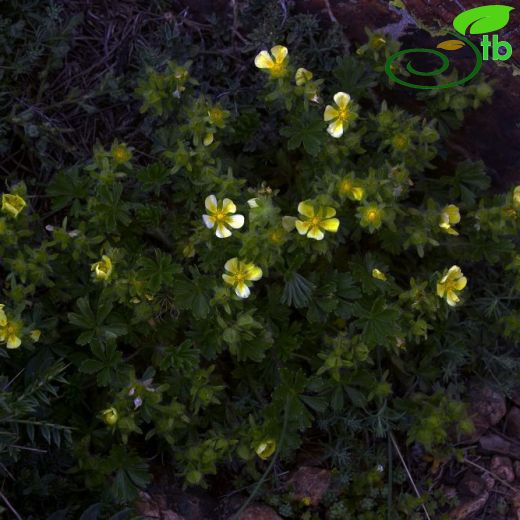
(437, 39, 466, 51)
(453, 5, 514, 35)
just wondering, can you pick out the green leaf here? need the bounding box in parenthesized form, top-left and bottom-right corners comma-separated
(281, 272, 314, 308)
(173, 274, 211, 319)
(453, 5, 514, 35)
(353, 298, 399, 346)
(441, 160, 490, 206)
(280, 111, 324, 156)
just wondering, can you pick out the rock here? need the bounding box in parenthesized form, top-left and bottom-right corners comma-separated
(506, 407, 520, 439)
(511, 389, 520, 408)
(171, 490, 217, 520)
(449, 492, 489, 519)
(468, 386, 506, 437)
(479, 434, 520, 459)
(514, 461, 520, 479)
(457, 472, 486, 497)
(135, 491, 163, 519)
(511, 492, 520, 520)
(135, 491, 185, 520)
(490, 455, 515, 482)
(481, 472, 495, 491)
(162, 512, 185, 520)
(236, 505, 282, 520)
(287, 466, 331, 506)
(441, 485, 458, 500)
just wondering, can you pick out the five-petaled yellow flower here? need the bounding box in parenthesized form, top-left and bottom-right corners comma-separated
(338, 177, 364, 201)
(203, 195, 244, 238)
(101, 407, 118, 426)
(295, 67, 313, 86)
(0, 315, 22, 350)
(254, 45, 288, 78)
(255, 439, 277, 460)
(222, 258, 262, 299)
(439, 205, 460, 236)
(437, 265, 467, 307)
(324, 92, 352, 138)
(513, 186, 520, 208)
(372, 269, 387, 281)
(2, 193, 26, 218)
(91, 255, 113, 281)
(295, 201, 340, 240)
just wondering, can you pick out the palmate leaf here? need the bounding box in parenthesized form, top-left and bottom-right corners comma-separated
(332, 55, 378, 100)
(281, 272, 314, 308)
(280, 110, 325, 156)
(441, 160, 490, 206)
(352, 297, 399, 347)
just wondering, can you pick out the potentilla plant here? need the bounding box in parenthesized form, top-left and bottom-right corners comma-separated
(0, 24, 518, 517)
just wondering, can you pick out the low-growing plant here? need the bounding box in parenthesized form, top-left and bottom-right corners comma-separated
(1, 1, 519, 518)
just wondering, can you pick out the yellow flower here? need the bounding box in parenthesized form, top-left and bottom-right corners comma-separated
(222, 258, 262, 299)
(203, 133, 214, 146)
(91, 255, 113, 281)
(254, 45, 288, 78)
(301, 497, 312, 507)
(372, 268, 387, 281)
(255, 439, 276, 460)
(0, 305, 6, 327)
(101, 407, 118, 426)
(30, 329, 41, 342)
(1, 193, 26, 218)
(359, 204, 383, 230)
(111, 142, 132, 164)
(203, 195, 244, 238)
(370, 35, 387, 49)
(436, 265, 467, 307)
(439, 205, 460, 236)
(338, 178, 364, 201)
(295, 201, 340, 241)
(513, 186, 520, 208)
(295, 67, 313, 86)
(0, 320, 22, 349)
(324, 92, 352, 138)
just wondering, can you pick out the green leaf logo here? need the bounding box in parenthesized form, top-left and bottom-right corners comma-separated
(453, 5, 514, 35)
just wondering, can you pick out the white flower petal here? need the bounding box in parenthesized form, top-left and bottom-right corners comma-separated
(202, 214, 215, 228)
(226, 214, 244, 229)
(235, 282, 251, 299)
(216, 223, 232, 238)
(205, 194, 218, 213)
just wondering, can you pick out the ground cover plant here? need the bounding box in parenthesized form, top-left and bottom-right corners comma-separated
(1, 1, 520, 518)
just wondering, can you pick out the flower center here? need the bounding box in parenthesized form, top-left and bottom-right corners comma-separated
(338, 107, 349, 121)
(214, 211, 226, 221)
(367, 210, 378, 222)
(310, 216, 321, 226)
(270, 62, 285, 76)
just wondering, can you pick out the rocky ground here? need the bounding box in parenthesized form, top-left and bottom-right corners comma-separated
(134, 385, 520, 519)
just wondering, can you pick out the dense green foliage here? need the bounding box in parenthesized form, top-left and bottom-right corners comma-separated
(1, 1, 520, 518)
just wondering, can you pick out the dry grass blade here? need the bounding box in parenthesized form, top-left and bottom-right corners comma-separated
(389, 431, 432, 520)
